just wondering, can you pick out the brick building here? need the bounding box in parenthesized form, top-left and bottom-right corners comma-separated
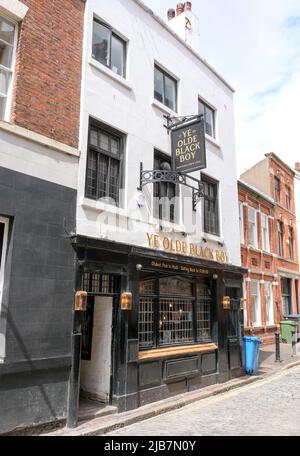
(0, 0, 84, 434)
(239, 153, 300, 344)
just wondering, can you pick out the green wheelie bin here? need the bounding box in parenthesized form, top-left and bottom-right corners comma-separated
(280, 320, 298, 343)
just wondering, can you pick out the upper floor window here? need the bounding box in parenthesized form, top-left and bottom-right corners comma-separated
(288, 226, 294, 260)
(0, 16, 16, 120)
(285, 186, 291, 210)
(0, 217, 9, 312)
(274, 177, 281, 203)
(239, 203, 244, 244)
(202, 175, 219, 236)
(278, 220, 284, 257)
(198, 99, 215, 138)
(153, 151, 176, 223)
(85, 121, 124, 205)
(261, 213, 270, 252)
(154, 65, 177, 112)
(92, 18, 126, 77)
(248, 207, 258, 248)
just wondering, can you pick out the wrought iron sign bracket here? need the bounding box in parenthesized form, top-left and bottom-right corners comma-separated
(164, 114, 204, 132)
(137, 162, 204, 211)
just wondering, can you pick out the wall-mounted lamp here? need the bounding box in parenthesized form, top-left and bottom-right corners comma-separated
(74, 291, 88, 311)
(222, 296, 231, 310)
(121, 292, 133, 310)
(213, 274, 218, 280)
(240, 298, 247, 310)
(136, 264, 143, 271)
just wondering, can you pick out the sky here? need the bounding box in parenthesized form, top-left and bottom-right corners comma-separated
(143, 0, 300, 176)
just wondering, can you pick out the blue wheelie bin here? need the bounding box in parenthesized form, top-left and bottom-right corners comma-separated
(243, 336, 261, 375)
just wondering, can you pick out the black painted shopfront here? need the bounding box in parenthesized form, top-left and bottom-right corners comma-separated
(73, 236, 245, 413)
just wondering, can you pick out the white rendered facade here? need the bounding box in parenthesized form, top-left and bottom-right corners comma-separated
(77, 0, 241, 268)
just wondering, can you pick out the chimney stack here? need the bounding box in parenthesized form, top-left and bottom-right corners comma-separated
(167, 8, 176, 21)
(185, 2, 192, 11)
(176, 3, 184, 16)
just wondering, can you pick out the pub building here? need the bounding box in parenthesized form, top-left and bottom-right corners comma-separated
(73, 0, 246, 416)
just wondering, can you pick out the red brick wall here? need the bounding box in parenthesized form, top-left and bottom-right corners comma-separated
(10, 0, 85, 148)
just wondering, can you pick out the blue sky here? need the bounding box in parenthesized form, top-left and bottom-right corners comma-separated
(143, 0, 300, 174)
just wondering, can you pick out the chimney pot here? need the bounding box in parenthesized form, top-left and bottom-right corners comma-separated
(185, 2, 192, 11)
(176, 3, 184, 15)
(167, 8, 175, 20)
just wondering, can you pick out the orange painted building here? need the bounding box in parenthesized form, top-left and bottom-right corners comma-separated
(238, 153, 300, 344)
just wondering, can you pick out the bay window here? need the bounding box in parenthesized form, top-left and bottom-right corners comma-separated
(138, 277, 213, 350)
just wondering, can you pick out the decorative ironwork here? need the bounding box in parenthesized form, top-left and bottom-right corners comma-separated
(164, 114, 204, 131)
(138, 162, 204, 211)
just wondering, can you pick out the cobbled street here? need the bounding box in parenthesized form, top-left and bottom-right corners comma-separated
(108, 366, 300, 436)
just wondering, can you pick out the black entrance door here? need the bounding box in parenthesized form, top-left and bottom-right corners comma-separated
(226, 286, 243, 378)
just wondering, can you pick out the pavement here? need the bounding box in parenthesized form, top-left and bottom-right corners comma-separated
(43, 341, 300, 437)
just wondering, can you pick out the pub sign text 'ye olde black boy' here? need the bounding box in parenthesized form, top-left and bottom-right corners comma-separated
(171, 118, 206, 174)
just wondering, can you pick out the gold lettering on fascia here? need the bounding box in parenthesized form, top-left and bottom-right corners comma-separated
(147, 233, 229, 264)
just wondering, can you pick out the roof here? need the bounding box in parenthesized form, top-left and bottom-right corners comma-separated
(132, 0, 235, 93)
(238, 179, 275, 205)
(265, 153, 295, 176)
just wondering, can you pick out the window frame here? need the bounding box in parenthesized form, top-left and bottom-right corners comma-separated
(248, 207, 258, 248)
(281, 278, 292, 316)
(201, 174, 220, 237)
(278, 220, 284, 257)
(0, 14, 18, 121)
(0, 216, 9, 315)
(153, 150, 178, 224)
(85, 119, 125, 206)
(288, 226, 294, 260)
(250, 280, 261, 327)
(138, 275, 213, 350)
(274, 176, 281, 203)
(154, 64, 177, 112)
(264, 281, 274, 326)
(261, 213, 270, 252)
(198, 98, 216, 138)
(285, 186, 291, 210)
(239, 203, 244, 244)
(92, 17, 127, 78)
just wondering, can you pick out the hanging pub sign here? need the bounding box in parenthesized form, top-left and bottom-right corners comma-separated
(171, 117, 206, 174)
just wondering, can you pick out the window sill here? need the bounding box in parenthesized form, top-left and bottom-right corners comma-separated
(0, 0, 28, 21)
(205, 134, 220, 149)
(202, 233, 224, 245)
(139, 343, 217, 362)
(89, 58, 133, 91)
(80, 196, 127, 217)
(151, 98, 177, 116)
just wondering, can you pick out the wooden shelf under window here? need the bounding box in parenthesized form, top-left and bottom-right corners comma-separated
(139, 343, 218, 362)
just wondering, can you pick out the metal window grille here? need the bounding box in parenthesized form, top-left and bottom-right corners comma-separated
(85, 125, 121, 204)
(83, 272, 118, 294)
(196, 284, 212, 341)
(138, 278, 212, 349)
(139, 298, 154, 348)
(159, 297, 194, 345)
